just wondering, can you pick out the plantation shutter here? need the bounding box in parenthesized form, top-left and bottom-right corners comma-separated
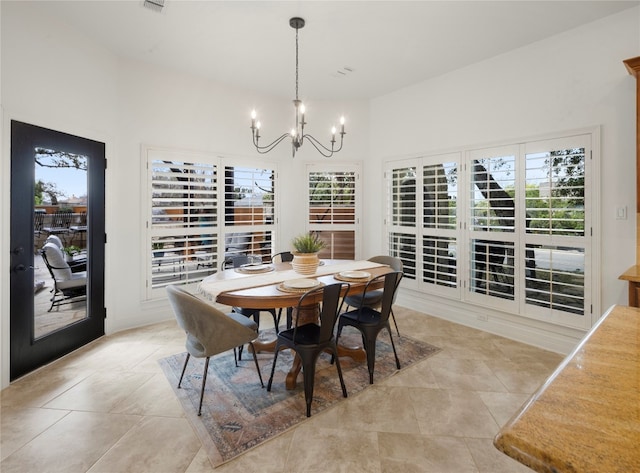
(307, 164, 360, 260)
(386, 161, 418, 282)
(147, 150, 218, 297)
(222, 166, 275, 262)
(384, 131, 596, 331)
(422, 154, 460, 295)
(467, 147, 518, 310)
(522, 135, 589, 324)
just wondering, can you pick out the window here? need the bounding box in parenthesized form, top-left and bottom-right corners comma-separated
(386, 155, 461, 296)
(144, 147, 277, 299)
(468, 147, 518, 308)
(387, 163, 417, 280)
(422, 159, 458, 291)
(223, 166, 275, 262)
(147, 154, 218, 297)
(522, 137, 588, 322)
(384, 131, 596, 330)
(307, 164, 360, 260)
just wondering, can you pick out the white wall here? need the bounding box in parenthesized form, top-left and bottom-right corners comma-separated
(369, 7, 639, 351)
(0, 1, 370, 387)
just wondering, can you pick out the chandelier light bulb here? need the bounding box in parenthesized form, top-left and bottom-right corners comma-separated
(299, 103, 306, 114)
(291, 128, 296, 137)
(331, 126, 337, 135)
(251, 110, 257, 120)
(340, 116, 345, 125)
(256, 121, 261, 130)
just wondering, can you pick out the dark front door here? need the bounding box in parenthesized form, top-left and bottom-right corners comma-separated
(10, 121, 105, 380)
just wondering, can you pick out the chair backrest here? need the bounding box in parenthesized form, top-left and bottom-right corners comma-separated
(368, 255, 403, 272)
(358, 271, 402, 324)
(220, 254, 260, 271)
(45, 235, 64, 250)
(41, 242, 72, 281)
(271, 251, 293, 263)
(166, 284, 258, 358)
(369, 256, 403, 303)
(294, 282, 349, 344)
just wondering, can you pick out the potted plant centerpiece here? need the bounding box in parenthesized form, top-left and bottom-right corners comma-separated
(291, 232, 326, 275)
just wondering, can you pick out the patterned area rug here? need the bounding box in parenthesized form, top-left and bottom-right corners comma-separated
(159, 329, 440, 468)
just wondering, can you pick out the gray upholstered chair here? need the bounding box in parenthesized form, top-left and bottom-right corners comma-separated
(166, 284, 264, 416)
(343, 255, 403, 335)
(41, 242, 87, 312)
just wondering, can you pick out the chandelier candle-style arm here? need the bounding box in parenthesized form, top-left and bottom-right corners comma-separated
(248, 17, 348, 158)
(251, 109, 291, 154)
(303, 116, 346, 158)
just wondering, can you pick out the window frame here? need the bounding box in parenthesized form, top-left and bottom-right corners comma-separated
(142, 146, 279, 300)
(305, 163, 362, 261)
(383, 128, 599, 331)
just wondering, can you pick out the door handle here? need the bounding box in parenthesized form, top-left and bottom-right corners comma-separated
(14, 264, 33, 272)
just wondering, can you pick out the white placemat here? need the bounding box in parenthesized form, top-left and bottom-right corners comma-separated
(197, 260, 384, 301)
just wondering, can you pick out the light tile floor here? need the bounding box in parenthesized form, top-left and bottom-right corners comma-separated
(1, 305, 564, 472)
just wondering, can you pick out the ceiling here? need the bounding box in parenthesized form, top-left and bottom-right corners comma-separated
(34, 0, 639, 100)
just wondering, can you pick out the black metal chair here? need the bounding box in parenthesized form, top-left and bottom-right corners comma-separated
(267, 282, 349, 417)
(336, 271, 403, 384)
(343, 255, 403, 335)
(270, 251, 293, 263)
(222, 255, 281, 359)
(166, 285, 263, 416)
(270, 251, 294, 327)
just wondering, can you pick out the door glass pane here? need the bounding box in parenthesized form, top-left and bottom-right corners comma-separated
(34, 149, 88, 338)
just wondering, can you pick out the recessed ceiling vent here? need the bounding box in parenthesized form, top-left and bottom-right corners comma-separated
(143, 0, 164, 13)
(331, 66, 355, 79)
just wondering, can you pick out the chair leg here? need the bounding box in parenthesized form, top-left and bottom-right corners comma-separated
(237, 345, 244, 362)
(390, 307, 400, 336)
(266, 345, 281, 391)
(300, 355, 317, 417)
(387, 325, 401, 370)
(332, 345, 348, 399)
(286, 307, 293, 329)
(268, 309, 279, 333)
(248, 342, 264, 388)
(233, 347, 238, 367)
(178, 353, 190, 388)
(198, 357, 210, 416)
(363, 334, 378, 384)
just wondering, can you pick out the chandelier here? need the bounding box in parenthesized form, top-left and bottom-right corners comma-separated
(250, 17, 346, 158)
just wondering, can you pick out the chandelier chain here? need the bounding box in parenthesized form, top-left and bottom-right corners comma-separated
(295, 27, 299, 102)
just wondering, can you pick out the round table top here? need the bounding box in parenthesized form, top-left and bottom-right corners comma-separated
(204, 261, 393, 309)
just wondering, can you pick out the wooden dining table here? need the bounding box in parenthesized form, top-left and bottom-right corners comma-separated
(198, 259, 394, 389)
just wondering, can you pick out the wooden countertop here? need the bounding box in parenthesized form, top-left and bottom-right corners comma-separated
(493, 305, 640, 473)
(618, 265, 640, 282)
